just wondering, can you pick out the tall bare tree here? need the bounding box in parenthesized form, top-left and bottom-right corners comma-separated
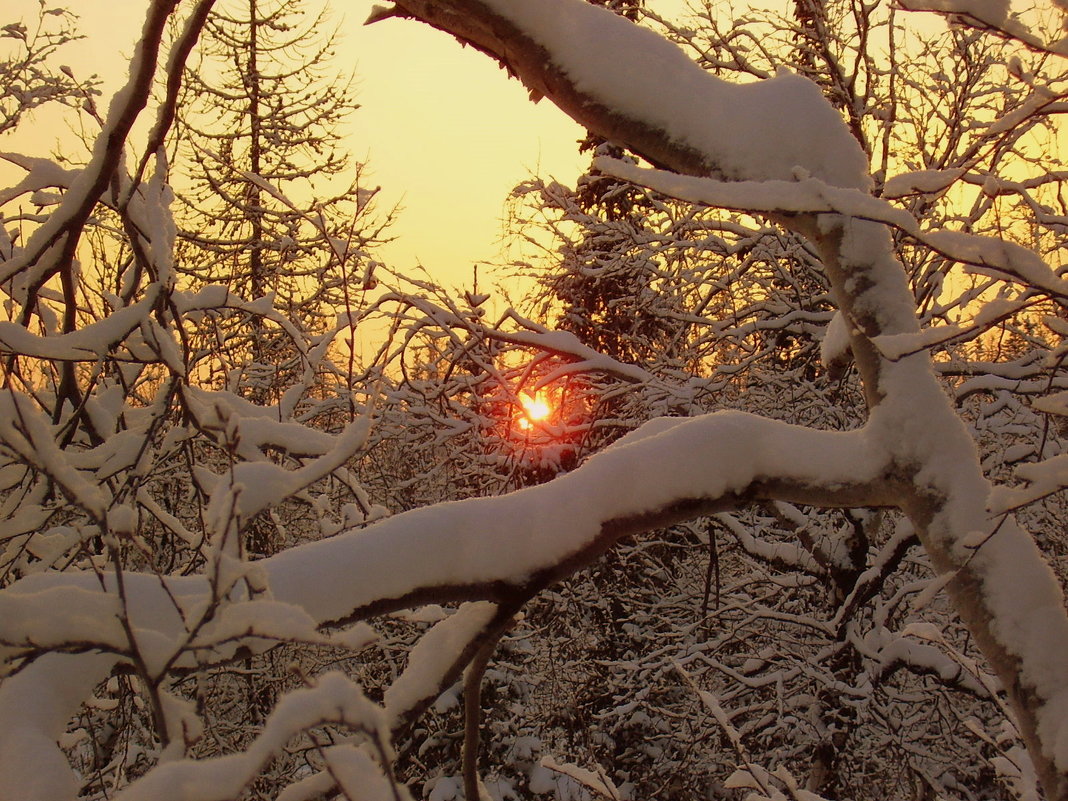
(174, 0, 387, 395)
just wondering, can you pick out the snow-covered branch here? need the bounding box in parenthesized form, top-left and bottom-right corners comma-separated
(373, 1, 1068, 796)
(3, 0, 1068, 796)
(0, 411, 888, 799)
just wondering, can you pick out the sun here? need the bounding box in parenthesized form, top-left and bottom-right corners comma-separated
(517, 391, 552, 430)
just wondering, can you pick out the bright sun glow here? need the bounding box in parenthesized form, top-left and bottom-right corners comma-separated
(518, 392, 552, 430)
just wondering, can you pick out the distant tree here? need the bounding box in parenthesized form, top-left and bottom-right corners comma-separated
(0, 3, 97, 136)
(173, 0, 388, 396)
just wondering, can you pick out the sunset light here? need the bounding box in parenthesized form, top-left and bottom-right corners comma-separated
(517, 391, 552, 430)
(4, 0, 1067, 796)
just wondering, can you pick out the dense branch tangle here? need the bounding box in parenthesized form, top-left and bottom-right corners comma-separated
(371, 1, 1068, 799)
(1, 0, 1068, 800)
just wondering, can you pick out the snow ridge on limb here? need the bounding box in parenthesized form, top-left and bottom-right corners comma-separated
(373, 0, 1068, 797)
(373, 0, 870, 190)
(0, 653, 118, 801)
(595, 156, 1068, 300)
(0, 413, 888, 801)
(2, 411, 886, 639)
(107, 672, 397, 801)
(264, 412, 889, 622)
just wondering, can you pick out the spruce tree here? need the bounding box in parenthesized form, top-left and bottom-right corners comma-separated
(173, 0, 386, 395)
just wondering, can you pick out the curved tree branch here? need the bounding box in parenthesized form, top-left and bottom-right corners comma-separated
(366, 2, 1068, 796)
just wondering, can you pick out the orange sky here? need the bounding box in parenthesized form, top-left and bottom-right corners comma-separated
(1, 0, 595, 296)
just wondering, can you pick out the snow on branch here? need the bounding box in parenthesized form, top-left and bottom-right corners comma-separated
(383, 0, 870, 189)
(106, 672, 398, 801)
(369, 291, 658, 384)
(0, 412, 889, 800)
(0, 0, 174, 287)
(0, 291, 162, 361)
(372, 3, 1068, 796)
(897, 0, 1051, 50)
(595, 156, 1068, 301)
(15, 412, 886, 632)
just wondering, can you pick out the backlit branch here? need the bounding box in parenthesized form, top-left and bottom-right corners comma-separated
(369, 2, 1068, 797)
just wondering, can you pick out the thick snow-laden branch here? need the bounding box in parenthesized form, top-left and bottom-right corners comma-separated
(382, 602, 500, 727)
(595, 157, 1068, 301)
(0, 290, 163, 361)
(0, 412, 890, 801)
(0, 653, 119, 801)
(375, 0, 870, 189)
(4, 412, 890, 636)
(372, 1, 1068, 796)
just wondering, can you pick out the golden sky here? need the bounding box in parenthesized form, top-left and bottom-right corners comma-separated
(1, 0, 592, 295)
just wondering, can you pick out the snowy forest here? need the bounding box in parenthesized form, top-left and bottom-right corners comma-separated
(3, 0, 1068, 798)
